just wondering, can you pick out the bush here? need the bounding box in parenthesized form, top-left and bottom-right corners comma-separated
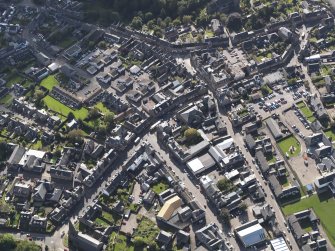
(184, 128, 202, 145)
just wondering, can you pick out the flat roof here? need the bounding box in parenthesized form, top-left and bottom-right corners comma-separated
(270, 237, 290, 251)
(237, 223, 264, 237)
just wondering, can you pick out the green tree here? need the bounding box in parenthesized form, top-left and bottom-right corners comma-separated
(67, 129, 84, 145)
(217, 178, 234, 192)
(131, 16, 143, 29)
(182, 15, 193, 25)
(184, 128, 202, 145)
(227, 12, 242, 32)
(0, 233, 16, 250)
(220, 208, 231, 226)
(88, 107, 100, 120)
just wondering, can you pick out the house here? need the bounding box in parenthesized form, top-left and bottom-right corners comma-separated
(7, 145, 26, 171)
(156, 230, 173, 246)
(195, 223, 225, 250)
(13, 182, 31, 198)
(68, 221, 103, 251)
(32, 183, 47, 202)
(287, 209, 319, 246)
(268, 174, 300, 199)
(29, 215, 47, 233)
(266, 118, 283, 140)
(211, 19, 223, 35)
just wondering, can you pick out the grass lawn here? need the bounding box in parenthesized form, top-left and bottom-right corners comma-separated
(152, 180, 169, 194)
(94, 102, 113, 115)
(6, 75, 23, 87)
(43, 95, 89, 120)
(133, 217, 159, 247)
(0, 94, 13, 105)
(94, 217, 110, 227)
(114, 234, 134, 251)
(40, 75, 59, 91)
(282, 192, 335, 247)
(278, 136, 301, 158)
(108, 233, 134, 251)
(296, 101, 316, 122)
(265, 153, 276, 164)
(31, 140, 43, 150)
(102, 211, 121, 225)
(325, 129, 335, 145)
(58, 37, 76, 49)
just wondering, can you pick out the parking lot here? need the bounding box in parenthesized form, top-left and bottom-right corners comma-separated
(251, 83, 308, 119)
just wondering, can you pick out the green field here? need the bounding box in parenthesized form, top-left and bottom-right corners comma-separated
(296, 101, 316, 123)
(0, 94, 13, 105)
(152, 181, 169, 194)
(40, 75, 59, 91)
(43, 95, 88, 120)
(278, 136, 301, 157)
(325, 129, 335, 145)
(282, 192, 335, 247)
(95, 102, 112, 115)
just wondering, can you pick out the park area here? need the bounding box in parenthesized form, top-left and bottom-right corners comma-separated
(282, 192, 335, 247)
(277, 135, 301, 158)
(296, 101, 316, 123)
(40, 75, 59, 91)
(43, 95, 89, 120)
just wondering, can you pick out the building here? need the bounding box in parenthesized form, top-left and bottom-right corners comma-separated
(195, 223, 225, 250)
(270, 237, 290, 251)
(235, 221, 267, 248)
(157, 196, 182, 221)
(186, 153, 216, 175)
(68, 221, 103, 251)
(266, 118, 283, 140)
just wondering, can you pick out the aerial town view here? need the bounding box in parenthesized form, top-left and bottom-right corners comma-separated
(1, 0, 335, 250)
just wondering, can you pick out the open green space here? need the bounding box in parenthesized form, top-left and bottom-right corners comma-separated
(0, 233, 41, 251)
(107, 233, 134, 251)
(58, 37, 76, 49)
(94, 102, 113, 115)
(40, 75, 59, 91)
(325, 129, 335, 145)
(152, 180, 169, 194)
(265, 153, 276, 164)
(282, 192, 335, 247)
(43, 95, 89, 120)
(296, 101, 316, 122)
(133, 217, 159, 248)
(6, 75, 23, 88)
(277, 136, 301, 158)
(0, 94, 13, 105)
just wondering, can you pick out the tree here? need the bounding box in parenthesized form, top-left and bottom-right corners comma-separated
(261, 85, 271, 96)
(172, 17, 181, 27)
(88, 107, 100, 120)
(104, 112, 115, 127)
(184, 128, 202, 145)
(220, 208, 231, 226)
(240, 202, 248, 211)
(67, 129, 84, 145)
(182, 15, 192, 25)
(131, 16, 143, 29)
(227, 13, 242, 32)
(67, 112, 75, 120)
(0, 234, 16, 250)
(98, 41, 107, 50)
(217, 178, 234, 192)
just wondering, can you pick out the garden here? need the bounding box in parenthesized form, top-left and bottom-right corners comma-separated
(277, 135, 301, 158)
(296, 101, 316, 123)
